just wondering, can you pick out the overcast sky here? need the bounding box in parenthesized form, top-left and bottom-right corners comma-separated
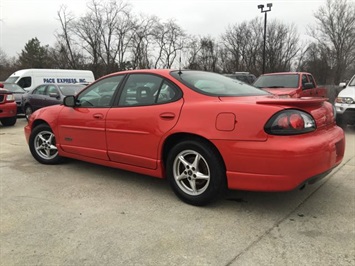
(1, 0, 327, 57)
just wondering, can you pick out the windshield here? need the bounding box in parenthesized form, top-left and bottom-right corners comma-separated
(349, 75, 355, 86)
(2, 83, 25, 93)
(5, 77, 19, 83)
(170, 70, 268, 96)
(59, 84, 86, 96)
(254, 74, 299, 88)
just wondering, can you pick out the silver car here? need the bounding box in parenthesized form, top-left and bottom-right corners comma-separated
(335, 74, 355, 127)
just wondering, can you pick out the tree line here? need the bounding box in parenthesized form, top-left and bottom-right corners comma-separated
(1, 0, 354, 84)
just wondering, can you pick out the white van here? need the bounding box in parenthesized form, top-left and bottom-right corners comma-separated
(5, 69, 95, 91)
(335, 74, 355, 126)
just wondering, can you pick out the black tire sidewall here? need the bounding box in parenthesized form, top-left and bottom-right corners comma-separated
(0, 116, 17, 126)
(29, 124, 62, 164)
(166, 140, 225, 206)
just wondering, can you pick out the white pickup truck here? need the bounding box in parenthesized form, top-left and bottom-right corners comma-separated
(335, 74, 355, 127)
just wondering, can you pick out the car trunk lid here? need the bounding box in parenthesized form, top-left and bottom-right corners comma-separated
(256, 97, 335, 129)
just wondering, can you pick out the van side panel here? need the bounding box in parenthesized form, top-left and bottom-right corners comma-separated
(5, 69, 95, 91)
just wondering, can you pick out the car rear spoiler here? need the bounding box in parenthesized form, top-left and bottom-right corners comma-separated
(257, 97, 328, 107)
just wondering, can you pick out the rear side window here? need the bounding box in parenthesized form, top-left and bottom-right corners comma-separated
(118, 74, 181, 106)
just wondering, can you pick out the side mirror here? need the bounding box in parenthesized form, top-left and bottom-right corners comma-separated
(63, 95, 76, 107)
(339, 82, 346, 88)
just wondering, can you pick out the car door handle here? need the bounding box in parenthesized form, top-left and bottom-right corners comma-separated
(160, 112, 175, 119)
(93, 113, 104, 119)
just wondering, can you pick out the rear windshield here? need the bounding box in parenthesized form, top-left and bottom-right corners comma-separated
(170, 70, 268, 96)
(254, 74, 299, 88)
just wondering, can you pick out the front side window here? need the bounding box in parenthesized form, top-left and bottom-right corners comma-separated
(77, 75, 123, 107)
(172, 70, 268, 96)
(33, 85, 46, 95)
(46, 85, 59, 95)
(59, 84, 86, 96)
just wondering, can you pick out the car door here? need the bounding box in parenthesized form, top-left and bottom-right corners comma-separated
(27, 85, 47, 111)
(57, 75, 124, 160)
(106, 73, 183, 169)
(43, 85, 62, 107)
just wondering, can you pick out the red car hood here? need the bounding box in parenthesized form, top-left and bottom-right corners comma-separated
(262, 87, 297, 97)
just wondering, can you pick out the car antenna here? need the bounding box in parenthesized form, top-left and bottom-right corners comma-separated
(178, 39, 183, 75)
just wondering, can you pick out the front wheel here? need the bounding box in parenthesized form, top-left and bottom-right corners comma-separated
(29, 124, 63, 164)
(0, 116, 17, 126)
(166, 140, 226, 206)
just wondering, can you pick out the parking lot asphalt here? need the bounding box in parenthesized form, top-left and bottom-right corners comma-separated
(1, 118, 354, 266)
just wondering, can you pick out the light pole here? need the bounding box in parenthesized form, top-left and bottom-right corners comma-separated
(258, 3, 272, 74)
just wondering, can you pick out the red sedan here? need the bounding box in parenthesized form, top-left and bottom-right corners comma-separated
(24, 69, 345, 205)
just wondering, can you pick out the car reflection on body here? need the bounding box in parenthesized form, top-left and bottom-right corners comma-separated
(0, 82, 26, 114)
(24, 69, 345, 206)
(22, 83, 86, 120)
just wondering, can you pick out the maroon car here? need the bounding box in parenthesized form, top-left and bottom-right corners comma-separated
(0, 86, 17, 126)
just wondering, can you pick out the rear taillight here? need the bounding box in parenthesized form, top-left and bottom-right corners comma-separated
(265, 109, 316, 135)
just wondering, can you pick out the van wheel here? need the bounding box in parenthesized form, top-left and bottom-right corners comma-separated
(0, 116, 17, 126)
(29, 124, 63, 164)
(25, 105, 33, 121)
(166, 140, 226, 206)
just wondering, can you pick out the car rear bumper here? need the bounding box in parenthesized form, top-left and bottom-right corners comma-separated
(213, 125, 345, 191)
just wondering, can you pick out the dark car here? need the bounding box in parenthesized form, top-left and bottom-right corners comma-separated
(22, 83, 86, 120)
(0, 82, 26, 114)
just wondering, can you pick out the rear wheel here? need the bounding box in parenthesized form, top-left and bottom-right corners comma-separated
(29, 124, 63, 164)
(166, 140, 226, 206)
(0, 116, 17, 126)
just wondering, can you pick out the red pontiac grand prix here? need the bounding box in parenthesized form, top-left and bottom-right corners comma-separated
(24, 69, 345, 206)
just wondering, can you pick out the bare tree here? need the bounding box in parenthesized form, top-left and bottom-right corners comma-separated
(221, 18, 263, 74)
(185, 36, 219, 72)
(56, 6, 80, 69)
(129, 15, 158, 69)
(152, 19, 186, 69)
(265, 21, 300, 72)
(221, 17, 299, 75)
(308, 0, 355, 83)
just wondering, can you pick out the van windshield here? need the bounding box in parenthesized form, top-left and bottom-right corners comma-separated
(5, 77, 18, 83)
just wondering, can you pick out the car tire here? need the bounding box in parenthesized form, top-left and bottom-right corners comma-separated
(0, 116, 17, 126)
(336, 116, 347, 129)
(29, 124, 63, 164)
(166, 140, 226, 206)
(25, 105, 33, 121)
